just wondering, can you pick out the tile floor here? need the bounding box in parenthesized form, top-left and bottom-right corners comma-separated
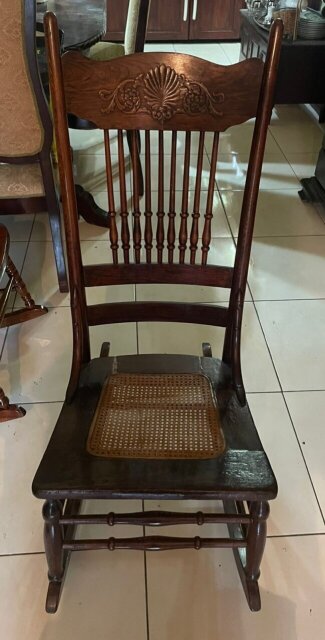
(0, 41, 325, 639)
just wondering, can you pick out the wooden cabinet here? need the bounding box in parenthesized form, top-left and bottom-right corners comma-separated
(189, 0, 244, 40)
(105, 0, 244, 42)
(146, 0, 188, 41)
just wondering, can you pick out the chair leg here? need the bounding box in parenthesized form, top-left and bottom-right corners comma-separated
(126, 130, 144, 197)
(0, 257, 48, 328)
(224, 499, 269, 611)
(43, 500, 65, 613)
(42, 499, 82, 613)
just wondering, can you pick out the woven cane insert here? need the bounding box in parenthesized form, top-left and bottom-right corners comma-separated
(87, 373, 225, 459)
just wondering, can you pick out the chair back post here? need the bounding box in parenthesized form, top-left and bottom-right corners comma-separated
(44, 12, 90, 399)
(223, 19, 283, 397)
(125, 0, 151, 54)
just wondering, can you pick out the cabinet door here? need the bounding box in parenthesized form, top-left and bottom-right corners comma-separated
(190, 0, 245, 40)
(146, 0, 189, 41)
(105, 0, 129, 41)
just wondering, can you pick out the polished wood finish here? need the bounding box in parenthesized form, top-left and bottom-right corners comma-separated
(33, 13, 283, 613)
(0, 224, 48, 423)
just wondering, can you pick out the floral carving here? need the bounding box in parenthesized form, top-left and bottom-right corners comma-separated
(99, 63, 224, 121)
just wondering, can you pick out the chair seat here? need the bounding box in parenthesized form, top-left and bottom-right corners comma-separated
(86, 42, 125, 61)
(0, 163, 44, 199)
(32, 354, 277, 501)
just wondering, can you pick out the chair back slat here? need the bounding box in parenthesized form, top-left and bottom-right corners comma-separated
(131, 130, 141, 263)
(179, 132, 191, 265)
(144, 130, 153, 263)
(157, 131, 165, 264)
(202, 132, 219, 266)
(104, 130, 119, 264)
(167, 131, 177, 264)
(117, 129, 130, 264)
(190, 131, 205, 265)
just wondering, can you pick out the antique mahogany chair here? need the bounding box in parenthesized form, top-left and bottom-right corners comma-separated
(32, 12, 283, 613)
(0, 0, 68, 292)
(0, 224, 47, 421)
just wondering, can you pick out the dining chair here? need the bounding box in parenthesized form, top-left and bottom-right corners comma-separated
(33, 11, 283, 614)
(87, 0, 151, 60)
(0, 0, 68, 292)
(0, 223, 47, 422)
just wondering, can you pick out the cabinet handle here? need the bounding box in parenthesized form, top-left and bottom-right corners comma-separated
(183, 0, 189, 21)
(192, 0, 198, 21)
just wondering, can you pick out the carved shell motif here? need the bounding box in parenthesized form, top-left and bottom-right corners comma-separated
(99, 64, 224, 121)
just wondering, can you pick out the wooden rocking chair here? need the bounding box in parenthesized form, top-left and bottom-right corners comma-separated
(0, 224, 47, 421)
(32, 12, 283, 613)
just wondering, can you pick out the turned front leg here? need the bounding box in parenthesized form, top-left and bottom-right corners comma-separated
(42, 500, 64, 582)
(245, 501, 269, 581)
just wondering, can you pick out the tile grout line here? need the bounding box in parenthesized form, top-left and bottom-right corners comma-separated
(282, 393, 325, 526)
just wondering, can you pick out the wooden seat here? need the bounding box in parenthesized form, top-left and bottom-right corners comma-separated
(0, 223, 47, 421)
(33, 12, 283, 614)
(0, 0, 68, 292)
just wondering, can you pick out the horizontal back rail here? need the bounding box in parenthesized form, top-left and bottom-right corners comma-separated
(86, 302, 229, 327)
(83, 264, 234, 288)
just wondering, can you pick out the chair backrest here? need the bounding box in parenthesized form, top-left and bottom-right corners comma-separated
(45, 12, 283, 400)
(0, 0, 52, 161)
(124, 0, 151, 54)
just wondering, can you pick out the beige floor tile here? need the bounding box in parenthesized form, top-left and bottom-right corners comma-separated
(0, 308, 137, 403)
(20, 241, 70, 308)
(285, 152, 319, 180)
(270, 104, 317, 126)
(144, 42, 175, 52)
(0, 550, 147, 640)
(211, 125, 280, 155)
(222, 189, 325, 238)
(0, 402, 62, 554)
(75, 152, 131, 193)
(0, 213, 34, 241)
(248, 236, 325, 300)
(255, 300, 325, 391)
(285, 391, 325, 517)
(269, 123, 323, 154)
(248, 393, 324, 536)
(146, 535, 325, 640)
(216, 152, 300, 191)
(138, 302, 280, 393)
(173, 42, 230, 65)
(220, 42, 241, 64)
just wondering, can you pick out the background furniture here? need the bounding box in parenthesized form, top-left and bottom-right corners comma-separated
(0, 224, 47, 422)
(0, 0, 68, 292)
(240, 9, 325, 105)
(33, 13, 283, 614)
(105, 0, 245, 41)
(36, 0, 106, 50)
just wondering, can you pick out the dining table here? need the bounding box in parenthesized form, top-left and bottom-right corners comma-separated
(36, 0, 107, 51)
